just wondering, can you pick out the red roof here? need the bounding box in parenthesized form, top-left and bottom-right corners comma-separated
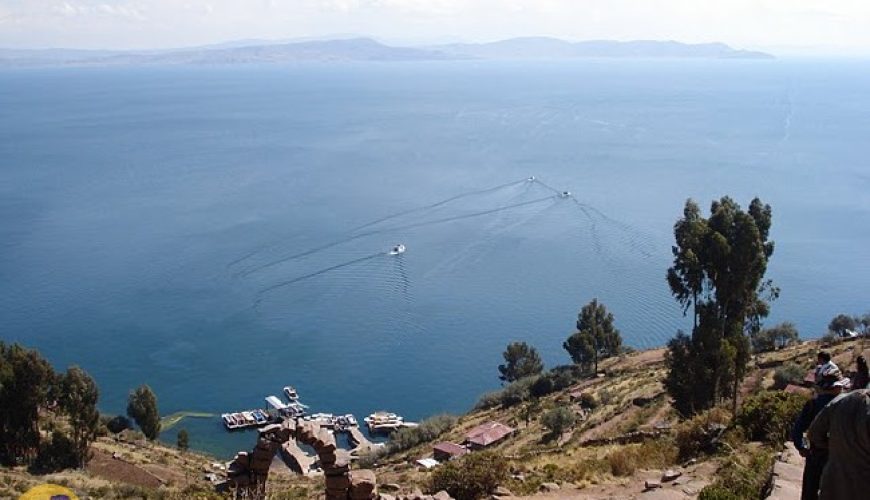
(433, 442, 467, 457)
(465, 421, 515, 447)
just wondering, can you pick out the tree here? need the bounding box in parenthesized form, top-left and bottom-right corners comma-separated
(751, 322, 800, 353)
(497, 342, 543, 383)
(828, 314, 857, 337)
(59, 366, 100, 468)
(127, 385, 160, 440)
(665, 197, 776, 416)
(0, 342, 57, 465)
(541, 406, 576, 437)
(177, 428, 189, 451)
(563, 299, 622, 373)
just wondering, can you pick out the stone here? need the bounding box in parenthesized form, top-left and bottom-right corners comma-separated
(540, 482, 560, 492)
(493, 486, 513, 497)
(350, 469, 377, 497)
(381, 483, 401, 492)
(644, 480, 662, 490)
(433, 491, 453, 500)
(326, 474, 352, 489)
(662, 470, 682, 482)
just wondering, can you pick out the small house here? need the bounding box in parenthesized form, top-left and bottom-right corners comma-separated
(433, 442, 468, 462)
(464, 421, 515, 450)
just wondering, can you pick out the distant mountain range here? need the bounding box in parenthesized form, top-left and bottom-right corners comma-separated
(0, 37, 773, 67)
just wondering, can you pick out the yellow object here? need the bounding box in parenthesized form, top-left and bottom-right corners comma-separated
(19, 483, 78, 500)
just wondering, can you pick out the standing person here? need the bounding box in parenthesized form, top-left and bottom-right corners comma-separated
(792, 365, 849, 500)
(851, 355, 869, 390)
(807, 388, 870, 500)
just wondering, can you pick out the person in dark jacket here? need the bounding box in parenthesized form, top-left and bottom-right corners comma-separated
(807, 389, 870, 500)
(792, 364, 849, 500)
(851, 355, 869, 390)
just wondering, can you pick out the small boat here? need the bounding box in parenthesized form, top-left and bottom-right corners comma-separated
(559, 191, 571, 198)
(365, 411, 405, 433)
(252, 410, 268, 424)
(527, 176, 536, 182)
(389, 244, 406, 255)
(283, 386, 299, 401)
(222, 413, 240, 430)
(345, 414, 358, 427)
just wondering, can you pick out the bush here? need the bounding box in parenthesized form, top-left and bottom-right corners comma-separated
(674, 408, 732, 460)
(104, 415, 131, 434)
(530, 375, 554, 398)
(698, 447, 775, 500)
(734, 391, 807, 444)
(387, 414, 457, 453)
(606, 439, 678, 477)
(772, 363, 805, 390)
(475, 390, 503, 410)
(429, 451, 509, 500)
(698, 484, 741, 500)
(578, 392, 598, 409)
(500, 377, 535, 407)
(541, 406, 576, 437)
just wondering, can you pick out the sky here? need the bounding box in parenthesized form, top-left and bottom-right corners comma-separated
(1, 0, 869, 54)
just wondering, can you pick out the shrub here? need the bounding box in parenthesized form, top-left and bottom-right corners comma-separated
(475, 390, 503, 410)
(734, 391, 807, 444)
(387, 414, 457, 454)
(819, 332, 840, 346)
(698, 447, 775, 500)
(500, 377, 535, 407)
(541, 406, 576, 437)
(606, 439, 679, 477)
(674, 407, 732, 460)
(698, 484, 741, 500)
(429, 451, 509, 500)
(530, 375, 554, 398)
(578, 392, 598, 409)
(104, 415, 131, 434)
(772, 363, 805, 390)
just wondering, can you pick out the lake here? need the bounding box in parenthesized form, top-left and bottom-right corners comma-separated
(1, 59, 868, 456)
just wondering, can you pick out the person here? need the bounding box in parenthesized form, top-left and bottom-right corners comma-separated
(814, 351, 838, 381)
(851, 355, 869, 390)
(792, 364, 849, 500)
(807, 388, 870, 499)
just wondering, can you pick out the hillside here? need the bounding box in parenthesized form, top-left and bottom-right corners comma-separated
(2, 336, 863, 499)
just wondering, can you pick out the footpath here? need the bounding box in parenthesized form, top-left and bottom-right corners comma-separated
(767, 444, 803, 499)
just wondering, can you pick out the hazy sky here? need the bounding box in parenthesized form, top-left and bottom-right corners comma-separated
(1, 0, 868, 53)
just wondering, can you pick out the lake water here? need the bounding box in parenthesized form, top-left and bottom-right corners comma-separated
(1, 59, 868, 457)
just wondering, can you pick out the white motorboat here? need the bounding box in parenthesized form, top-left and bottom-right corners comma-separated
(283, 386, 299, 401)
(389, 244, 406, 255)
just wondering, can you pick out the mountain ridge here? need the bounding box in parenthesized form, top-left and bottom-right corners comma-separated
(0, 37, 773, 66)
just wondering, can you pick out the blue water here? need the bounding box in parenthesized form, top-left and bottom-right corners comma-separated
(1, 60, 869, 457)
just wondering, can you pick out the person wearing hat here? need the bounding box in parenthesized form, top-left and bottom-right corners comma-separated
(791, 364, 849, 500)
(807, 388, 870, 499)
